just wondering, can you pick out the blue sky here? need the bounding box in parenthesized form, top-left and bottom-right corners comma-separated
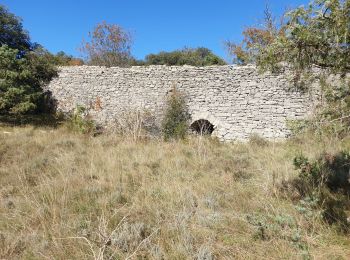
(2, 0, 308, 61)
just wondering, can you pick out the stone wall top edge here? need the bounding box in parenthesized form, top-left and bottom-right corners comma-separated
(57, 64, 257, 70)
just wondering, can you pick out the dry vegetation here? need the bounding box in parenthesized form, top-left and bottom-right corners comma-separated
(0, 124, 350, 259)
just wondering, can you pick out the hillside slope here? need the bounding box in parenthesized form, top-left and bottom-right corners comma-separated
(0, 126, 349, 259)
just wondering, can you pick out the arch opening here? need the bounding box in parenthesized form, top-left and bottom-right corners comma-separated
(190, 119, 214, 135)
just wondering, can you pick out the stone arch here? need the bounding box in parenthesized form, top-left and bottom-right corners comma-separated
(189, 112, 220, 137)
(190, 119, 214, 135)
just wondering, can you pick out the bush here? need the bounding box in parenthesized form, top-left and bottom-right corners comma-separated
(161, 88, 190, 140)
(293, 152, 350, 194)
(293, 152, 350, 231)
(68, 106, 96, 135)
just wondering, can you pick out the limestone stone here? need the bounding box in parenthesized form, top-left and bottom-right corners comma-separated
(46, 64, 319, 141)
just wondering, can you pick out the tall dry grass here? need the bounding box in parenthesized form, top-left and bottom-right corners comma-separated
(0, 125, 349, 259)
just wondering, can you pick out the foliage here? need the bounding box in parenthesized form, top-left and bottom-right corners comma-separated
(257, 0, 350, 75)
(145, 47, 226, 66)
(80, 21, 134, 67)
(230, 0, 350, 136)
(0, 5, 58, 117)
(225, 6, 282, 65)
(287, 119, 310, 136)
(161, 88, 190, 140)
(67, 106, 96, 134)
(293, 152, 350, 231)
(316, 76, 350, 134)
(293, 152, 350, 195)
(38, 49, 84, 66)
(255, 0, 350, 129)
(0, 4, 31, 52)
(228, 0, 350, 74)
(0, 45, 57, 115)
(53, 51, 84, 66)
(20, 45, 83, 67)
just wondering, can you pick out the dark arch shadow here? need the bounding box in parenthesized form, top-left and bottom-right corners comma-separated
(190, 119, 214, 135)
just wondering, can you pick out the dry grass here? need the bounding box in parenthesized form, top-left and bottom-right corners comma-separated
(0, 125, 349, 259)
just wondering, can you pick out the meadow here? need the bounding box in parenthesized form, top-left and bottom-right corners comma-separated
(1, 124, 349, 259)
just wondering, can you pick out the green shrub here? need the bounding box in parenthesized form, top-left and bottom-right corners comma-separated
(293, 152, 350, 232)
(68, 106, 96, 135)
(294, 152, 350, 194)
(161, 88, 190, 141)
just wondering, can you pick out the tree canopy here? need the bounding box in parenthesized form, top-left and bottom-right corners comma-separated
(145, 47, 226, 66)
(257, 0, 350, 75)
(80, 21, 134, 67)
(227, 0, 350, 129)
(0, 45, 57, 115)
(0, 5, 58, 116)
(33, 47, 84, 66)
(227, 0, 350, 75)
(225, 6, 282, 65)
(0, 5, 31, 52)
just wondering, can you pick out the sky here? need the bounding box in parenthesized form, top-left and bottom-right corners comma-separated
(2, 0, 308, 61)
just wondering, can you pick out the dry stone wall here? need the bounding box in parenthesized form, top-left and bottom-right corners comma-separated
(47, 65, 319, 141)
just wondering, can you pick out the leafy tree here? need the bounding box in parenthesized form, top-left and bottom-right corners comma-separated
(0, 45, 57, 115)
(225, 6, 282, 65)
(80, 21, 134, 67)
(52, 51, 84, 66)
(0, 5, 31, 52)
(230, 1, 350, 74)
(257, 0, 350, 129)
(145, 47, 226, 66)
(257, 0, 350, 75)
(0, 5, 57, 116)
(33, 47, 84, 66)
(229, 1, 350, 129)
